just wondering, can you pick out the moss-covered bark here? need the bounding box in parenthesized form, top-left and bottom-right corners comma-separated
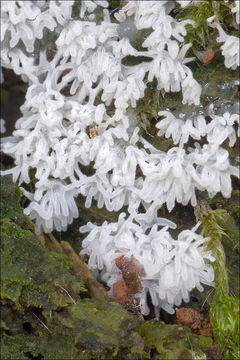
(1, 173, 214, 359)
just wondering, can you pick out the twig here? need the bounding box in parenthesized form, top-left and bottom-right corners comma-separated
(32, 312, 51, 333)
(56, 284, 76, 304)
(201, 288, 214, 311)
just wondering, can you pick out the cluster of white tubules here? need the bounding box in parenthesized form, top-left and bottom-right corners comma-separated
(1, 1, 239, 315)
(80, 213, 215, 315)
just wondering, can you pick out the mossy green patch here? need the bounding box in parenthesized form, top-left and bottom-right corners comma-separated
(1, 217, 86, 311)
(1, 172, 215, 359)
(195, 201, 240, 359)
(1, 332, 78, 360)
(0, 174, 33, 229)
(176, 0, 235, 49)
(138, 320, 212, 359)
(210, 295, 239, 360)
(1, 333, 30, 360)
(53, 299, 144, 358)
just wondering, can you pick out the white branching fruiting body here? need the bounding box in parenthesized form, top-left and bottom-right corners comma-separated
(1, 1, 239, 315)
(80, 214, 215, 315)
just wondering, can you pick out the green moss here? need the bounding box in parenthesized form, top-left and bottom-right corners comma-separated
(176, 0, 235, 49)
(108, 0, 121, 12)
(1, 173, 216, 359)
(1, 333, 78, 360)
(1, 217, 86, 311)
(1, 298, 212, 360)
(138, 321, 211, 359)
(1, 334, 29, 360)
(0, 174, 33, 229)
(210, 295, 239, 360)
(54, 299, 144, 357)
(195, 202, 237, 296)
(195, 201, 240, 358)
(177, 0, 213, 48)
(201, 189, 240, 221)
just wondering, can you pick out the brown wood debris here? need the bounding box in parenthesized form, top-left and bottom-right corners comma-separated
(176, 307, 212, 337)
(202, 48, 215, 66)
(115, 255, 146, 295)
(113, 280, 132, 304)
(113, 255, 146, 316)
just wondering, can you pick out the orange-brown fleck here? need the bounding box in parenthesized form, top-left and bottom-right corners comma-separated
(202, 48, 215, 66)
(89, 125, 98, 139)
(115, 255, 146, 295)
(113, 280, 131, 304)
(176, 308, 212, 337)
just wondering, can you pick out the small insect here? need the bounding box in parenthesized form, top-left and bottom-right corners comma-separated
(89, 125, 98, 138)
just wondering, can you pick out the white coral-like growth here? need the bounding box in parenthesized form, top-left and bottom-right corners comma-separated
(80, 214, 215, 315)
(157, 109, 239, 148)
(22, 179, 79, 234)
(206, 111, 239, 147)
(1, 0, 239, 315)
(208, 16, 239, 70)
(139, 146, 198, 212)
(190, 143, 239, 199)
(1, 1, 57, 54)
(0, 1, 74, 80)
(231, 0, 240, 24)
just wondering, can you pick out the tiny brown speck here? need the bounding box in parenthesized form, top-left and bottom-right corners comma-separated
(89, 125, 98, 138)
(63, 248, 71, 255)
